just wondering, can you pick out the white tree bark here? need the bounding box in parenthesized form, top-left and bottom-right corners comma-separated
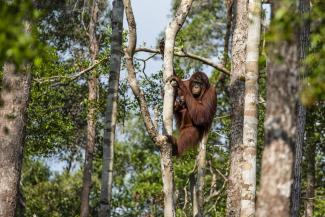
(161, 1, 193, 216)
(99, 1, 124, 217)
(193, 133, 208, 217)
(240, 0, 261, 216)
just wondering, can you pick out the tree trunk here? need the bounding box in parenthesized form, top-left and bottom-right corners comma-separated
(304, 115, 315, 217)
(240, 0, 261, 216)
(256, 1, 299, 216)
(291, 0, 310, 216)
(226, 0, 247, 216)
(80, 1, 99, 216)
(223, 0, 233, 64)
(161, 1, 193, 217)
(193, 133, 208, 217)
(123, 0, 192, 216)
(0, 63, 31, 217)
(99, 0, 124, 216)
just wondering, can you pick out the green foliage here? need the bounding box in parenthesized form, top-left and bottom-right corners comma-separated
(302, 0, 325, 105)
(172, 0, 226, 72)
(266, 0, 299, 44)
(21, 159, 82, 217)
(107, 118, 163, 216)
(0, 0, 44, 66)
(26, 49, 88, 157)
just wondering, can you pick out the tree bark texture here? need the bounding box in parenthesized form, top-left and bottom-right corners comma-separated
(291, 0, 310, 216)
(99, 0, 124, 216)
(226, 0, 247, 216)
(161, 1, 193, 216)
(0, 63, 31, 217)
(240, 0, 261, 216)
(193, 133, 208, 217)
(81, 1, 99, 216)
(304, 116, 315, 217)
(256, 1, 299, 217)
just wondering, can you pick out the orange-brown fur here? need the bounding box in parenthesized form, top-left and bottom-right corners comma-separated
(170, 72, 217, 155)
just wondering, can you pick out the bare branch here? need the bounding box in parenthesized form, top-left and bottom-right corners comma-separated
(205, 160, 228, 203)
(134, 53, 157, 81)
(34, 56, 109, 84)
(123, 0, 162, 144)
(135, 47, 230, 75)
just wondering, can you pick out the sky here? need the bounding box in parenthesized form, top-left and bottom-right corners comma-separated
(123, 0, 172, 74)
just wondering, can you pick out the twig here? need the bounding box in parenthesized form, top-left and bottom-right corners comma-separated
(134, 53, 157, 81)
(34, 56, 109, 84)
(205, 160, 228, 203)
(215, 114, 230, 119)
(214, 131, 228, 139)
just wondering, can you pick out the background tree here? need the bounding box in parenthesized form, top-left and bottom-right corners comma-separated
(226, 0, 247, 216)
(256, 0, 299, 216)
(99, 0, 124, 216)
(291, 0, 310, 216)
(0, 1, 42, 216)
(240, 0, 261, 216)
(81, 0, 101, 216)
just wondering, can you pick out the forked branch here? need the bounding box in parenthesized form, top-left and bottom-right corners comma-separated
(123, 0, 163, 144)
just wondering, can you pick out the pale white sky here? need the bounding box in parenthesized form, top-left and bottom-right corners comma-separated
(123, 0, 172, 74)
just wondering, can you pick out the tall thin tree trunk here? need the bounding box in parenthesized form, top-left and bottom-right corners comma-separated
(226, 0, 247, 216)
(80, 1, 99, 216)
(240, 0, 261, 216)
(291, 0, 310, 216)
(193, 133, 208, 217)
(161, 1, 193, 216)
(256, 1, 299, 217)
(304, 116, 315, 217)
(99, 0, 124, 216)
(0, 63, 31, 217)
(223, 0, 233, 64)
